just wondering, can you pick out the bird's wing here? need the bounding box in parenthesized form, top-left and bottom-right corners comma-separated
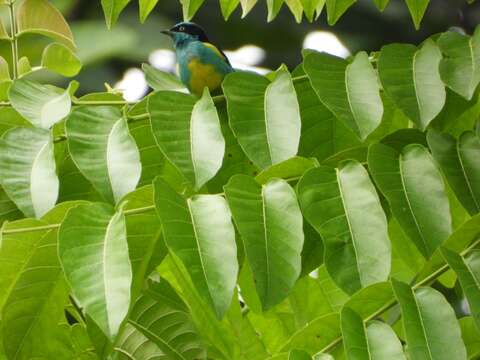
(203, 42, 232, 66)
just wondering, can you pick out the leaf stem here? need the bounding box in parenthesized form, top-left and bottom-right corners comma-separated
(7, 0, 18, 79)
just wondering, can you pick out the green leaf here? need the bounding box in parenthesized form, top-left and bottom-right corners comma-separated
(220, 0, 240, 20)
(240, 0, 258, 16)
(58, 203, 132, 340)
(9, 79, 72, 129)
(427, 130, 480, 215)
(101, 0, 131, 29)
(325, 0, 356, 25)
(301, 0, 323, 21)
(41, 42, 82, 77)
(289, 349, 311, 359)
(0, 56, 10, 81)
(139, 0, 159, 22)
(1, 202, 83, 360)
(304, 51, 383, 140)
(142, 64, 188, 92)
(343, 282, 394, 319)
(404, 0, 429, 29)
(0, 186, 22, 224)
(17, 0, 76, 49)
(378, 41, 446, 130)
(373, 0, 390, 10)
(154, 178, 238, 319)
(391, 279, 467, 360)
(285, 0, 303, 22)
(255, 156, 318, 184)
(459, 317, 480, 359)
(341, 307, 406, 360)
(0, 127, 58, 218)
(149, 89, 225, 190)
(66, 106, 141, 204)
(181, 0, 206, 20)
(368, 143, 452, 258)
(438, 29, 480, 101)
(440, 248, 480, 330)
(280, 313, 341, 354)
(224, 175, 303, 310)
(267, 0, 284, 22)
(116, 279, 206, 359)
(297, 162, 391, 294)
(223, 69, 301, 169)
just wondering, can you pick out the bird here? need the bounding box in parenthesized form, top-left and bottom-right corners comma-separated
(161, 22, 234, 97)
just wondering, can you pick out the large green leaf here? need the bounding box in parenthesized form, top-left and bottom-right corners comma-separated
(441, 248, 480, 330)
(325, 0, 356, 25)
(58, 203, 132, 340)
(297, 162, 390, 294)
(255, 156, 318, 184)
(368, 143, 452, 258)
(17, 0, 75, 49)
(438, 29, 480, 101)
(224, 175, 304, 310)
(378, 41, 446, 130)
(1, 202, 83, 360)
(0, 127, 58, 218)
(223, 69, 301, 169)
(101, 0, 131, 29)
(404, 0, 429, 29)
(391, 279, 467, 360)
(460, 317, 480, 359)
(66, 106, 141, 204)
(115, 279, 206, 359)
(343, 282, 394, 319)
(154, 178, 238, 319)
(304, 51, 383, 140)
(427, 130, 480, 215)
(8, 79, 71, 129)
(142, 64, 188, 92)
(149, 89, 225, 190)
(341, 307, 405, 360)
(41, 42, 82, 77)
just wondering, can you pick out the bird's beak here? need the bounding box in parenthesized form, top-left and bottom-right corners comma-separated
(161, 30, 173, 37)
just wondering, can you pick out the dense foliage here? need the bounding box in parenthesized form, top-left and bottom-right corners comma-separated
(0, 0, 480, 359)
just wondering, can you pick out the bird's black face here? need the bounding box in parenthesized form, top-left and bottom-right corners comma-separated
(162, 22, 209, 42)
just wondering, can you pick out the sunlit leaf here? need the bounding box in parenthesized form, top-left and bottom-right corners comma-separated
(101, 0, 131, 29)
(267, 0, 284, 22)
(66, 106, 141, 204)
(404, 0, 429, 29)
(220, 0, 240, 20)
(181, 0, 206, 20)
(42, 42, 82, 77)
(139, 0, 159, 23)
(142, 63, 188, 92)
(9, 79, 71, 129)
(154, 178, 238, 319)
(0, 127, 58, 218)
(297, 162, 391, 294)
(58, 203, 132, 340)
(225, 175, 303, 310)
(460, 317, 480, 359)
(149, 89, 225, 190)
(325, 0, 356, 25)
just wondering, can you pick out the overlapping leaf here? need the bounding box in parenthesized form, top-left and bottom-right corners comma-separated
(66, 106, 141, 204)
(224, 175, 304, 310)
(297, 161, 391, 294)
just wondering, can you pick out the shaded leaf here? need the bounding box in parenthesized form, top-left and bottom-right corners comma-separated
(459, 317, 480, 359)
(255, 156, 318, 184)
(368, 143, 452, 258)
(224, 175, 304, 310)
(0, 127, 58, 218)
(297, 162, 390, 294)
(142, 64, 188, 92)
(392, 279, 466, 360)
(66, 106, 141, 204)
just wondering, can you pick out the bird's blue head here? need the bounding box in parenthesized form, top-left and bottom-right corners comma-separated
(161, 22, 209, 47)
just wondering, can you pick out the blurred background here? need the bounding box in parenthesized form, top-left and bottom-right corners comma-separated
(6, 0, 480, 100)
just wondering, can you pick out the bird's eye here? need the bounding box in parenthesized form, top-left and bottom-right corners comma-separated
(179, 26, 185, 32)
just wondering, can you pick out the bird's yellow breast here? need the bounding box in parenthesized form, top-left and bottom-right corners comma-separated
(187, 58, 223, 97)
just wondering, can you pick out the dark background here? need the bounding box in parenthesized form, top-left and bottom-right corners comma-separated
(13, 0, 480, 93)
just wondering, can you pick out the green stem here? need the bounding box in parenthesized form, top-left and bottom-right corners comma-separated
(8, 0, 18, 79)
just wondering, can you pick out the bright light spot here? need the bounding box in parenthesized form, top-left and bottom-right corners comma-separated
(115, 68, 148, 102)
(225, 45, 269, 74)
(303, 31, 350, 58)
(149, 49, 177, 72)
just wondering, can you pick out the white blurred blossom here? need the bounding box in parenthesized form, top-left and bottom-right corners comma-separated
(303, 31, 350, 58)
(114, 68, 148, 102)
